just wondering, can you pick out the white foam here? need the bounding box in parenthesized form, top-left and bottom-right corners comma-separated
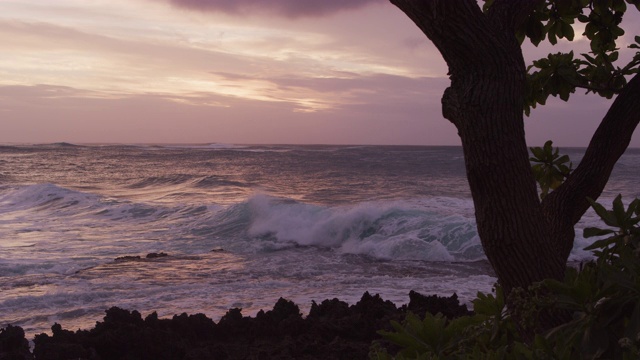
(243, 195, 482, 261)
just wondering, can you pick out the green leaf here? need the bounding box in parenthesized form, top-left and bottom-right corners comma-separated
(583, 227, 616, 238)
(627, 198, 640, 217)
(612, 194, 626, 223)
(561, 21, 575, 41)
(613, 0, 627, 12)
(584, 236, 619, 250)
(549, 30, 558, 45)
(530, 146, 545, 159)
(588, 197, 618, 227)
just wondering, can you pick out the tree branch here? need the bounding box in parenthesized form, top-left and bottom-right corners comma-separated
(542, 72, 640, 237)
(389, 0, 505, 76)
(487, 0, 544, 33)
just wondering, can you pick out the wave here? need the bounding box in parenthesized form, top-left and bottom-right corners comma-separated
(0, 183, 104, 213)
(138, 143, 250, 150)
(142, 144, 294, 153)
(49, 142, 81, 147)
(0, 185, 601, 266)
(191, 176, 250, 189)
(191, 194, 484, 261)
(0, 183, 168, 221)
(126, 174, 196, 189)
(124, 174, 250, 194)
(0, 185, 482, 262)
(202, 195, 604, 262)
(185, 143, 249, 150)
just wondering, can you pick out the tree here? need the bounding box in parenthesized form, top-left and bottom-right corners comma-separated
(389, 0, 640, 298)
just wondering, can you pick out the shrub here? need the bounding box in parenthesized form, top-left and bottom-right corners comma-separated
(372, 195, 640, 359)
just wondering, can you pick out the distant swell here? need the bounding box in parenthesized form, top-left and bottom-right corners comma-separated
(127, 174, 195, 188)
(192, 176, 249, 188)
(0, 183, 103, 213)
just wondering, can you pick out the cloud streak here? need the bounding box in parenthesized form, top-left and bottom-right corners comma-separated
(0, 81, 452, 145)
(163, 0, 384, 18)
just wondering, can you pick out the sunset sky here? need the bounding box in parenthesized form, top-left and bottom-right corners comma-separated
(1, 0, 639, 147)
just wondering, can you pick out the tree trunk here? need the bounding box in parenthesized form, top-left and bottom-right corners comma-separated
(390, 0, 566, 296)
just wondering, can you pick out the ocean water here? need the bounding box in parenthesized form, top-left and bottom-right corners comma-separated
(1, 144, 638, 338)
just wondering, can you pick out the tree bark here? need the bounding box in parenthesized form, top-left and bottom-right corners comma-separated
(390, 0, 566, 295)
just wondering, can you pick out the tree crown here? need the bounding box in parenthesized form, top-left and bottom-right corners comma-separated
(484, 0, 640, 114)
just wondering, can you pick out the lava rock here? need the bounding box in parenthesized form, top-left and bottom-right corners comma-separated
(19, 291, 472, 359)
(114, 255, 141, 262)
(0, 324, 33, 360)
(403, 290, 473, 319)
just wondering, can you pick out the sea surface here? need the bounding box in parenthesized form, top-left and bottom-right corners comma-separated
(1, 143, 638, 338)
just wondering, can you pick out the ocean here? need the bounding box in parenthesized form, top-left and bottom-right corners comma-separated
(1, 143, 638, 338)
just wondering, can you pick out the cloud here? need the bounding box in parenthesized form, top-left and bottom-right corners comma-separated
(0, 82, 454, 145)
(162, 0, 384, 18)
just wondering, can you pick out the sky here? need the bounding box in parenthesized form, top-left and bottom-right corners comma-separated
(0, 0, 639, 147)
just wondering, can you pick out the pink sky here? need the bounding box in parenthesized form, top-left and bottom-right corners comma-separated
(0, 0, 638, 147)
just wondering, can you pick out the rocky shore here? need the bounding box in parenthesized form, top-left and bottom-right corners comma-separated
(1, 291, 472, 360)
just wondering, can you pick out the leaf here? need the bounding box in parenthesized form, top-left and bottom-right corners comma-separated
(611, 25, 625, 37)
(584, 236, 619, 250)
(583, 227, 616, 238)
(549, 30, 558, 45)
(626, 198, 640, 217)
(530, 146, 545, 159)
(588, 197, 618, 227)
(526, 18, 546, 46)
(561, 21, 575, 41)
(612, 194, 626, 223)
(612, 0, 627, 12)
(624, 301, 640, 340)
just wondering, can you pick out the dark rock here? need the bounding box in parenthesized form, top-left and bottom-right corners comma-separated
(32, 324, 90, 360)
(146, 252, 168, 259)
(21, 290, 472, 359)
(114, 255, 141, 262)
(308, 298, 350, 320)
(0, 324, 33, 360)
(403, 290, 473, 319)
(267, 298, 302, 323)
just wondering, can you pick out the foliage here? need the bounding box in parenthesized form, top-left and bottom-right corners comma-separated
(529, 140, 572, 199)
(372, 286, 530, 359)
(482, 0, 640, 114)
(537, 195, 640, 359)
(583, 194, 640, 260)
(372, 195, 640, 359)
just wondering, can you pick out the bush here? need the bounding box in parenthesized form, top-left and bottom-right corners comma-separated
(372, 195, 640, 360)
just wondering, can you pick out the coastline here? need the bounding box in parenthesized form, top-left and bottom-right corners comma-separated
(1, 290, 472, 360)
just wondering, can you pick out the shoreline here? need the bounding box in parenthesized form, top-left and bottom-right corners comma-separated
(1, 290, 472, 360)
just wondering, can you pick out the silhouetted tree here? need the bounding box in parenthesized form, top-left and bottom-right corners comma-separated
(390, 0, 640, 297)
